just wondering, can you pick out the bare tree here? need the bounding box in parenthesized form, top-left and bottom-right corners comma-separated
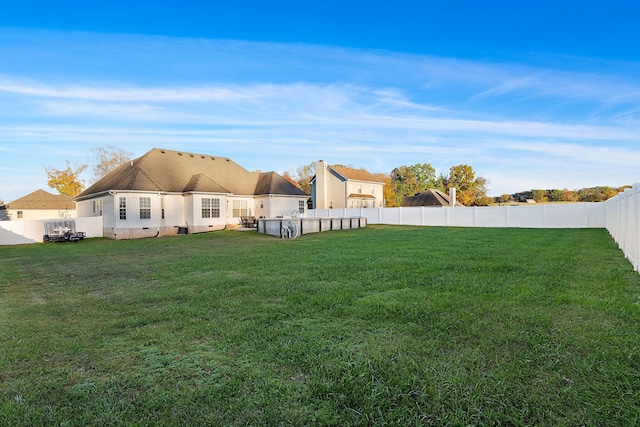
(92, 146, 133, 182)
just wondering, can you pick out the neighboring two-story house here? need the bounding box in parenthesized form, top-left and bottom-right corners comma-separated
(310, 160, 385, 209)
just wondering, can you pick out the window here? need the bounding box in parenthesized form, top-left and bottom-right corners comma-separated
(371, 186, 374, 195)
(298, 200, 305, 214)
(17, 211, 23, 219)
(202, 198, 211, 218)
(232, 200, 248, 217)
(140, 197, 151, 219)
(358, 184, 362, 194)
(211, 198, 220, 218)
(92, 199, 103, 215)
(202, 198, 220, 218)
(329, 201, 333, 209)
(161, 197, 165, 219)
(119, 197, 127, 220)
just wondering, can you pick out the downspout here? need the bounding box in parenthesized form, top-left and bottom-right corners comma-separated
(217, 198, 228, 232)
(345, 181, 348, 209)
(154, 192, 161, 238)
(108, 191, 117, 239)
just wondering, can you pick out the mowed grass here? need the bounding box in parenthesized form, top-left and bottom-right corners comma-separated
(1, 225, 639, 426)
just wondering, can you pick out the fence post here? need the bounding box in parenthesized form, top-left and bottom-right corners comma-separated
(505, 205, 510, 227)
(631, 184, 640, 272)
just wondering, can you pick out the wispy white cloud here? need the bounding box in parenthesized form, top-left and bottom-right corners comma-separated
(0, 79, 269, 102)
(1, 31, 640, 202)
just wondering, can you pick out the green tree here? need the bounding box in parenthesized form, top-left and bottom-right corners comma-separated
(577, 186, 619, 202)
(446, 164, 489, 206)
(390, 163, 438, 206)
(92, 145, 133, 182)
(45, 161, 87, 196)
(531, 189, 549, 203)
(548, 189, 564, 202)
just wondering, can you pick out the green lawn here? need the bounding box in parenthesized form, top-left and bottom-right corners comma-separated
(1, 225, 639, 426)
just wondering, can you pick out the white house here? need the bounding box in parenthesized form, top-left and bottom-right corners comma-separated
(74, 148, 309, 239)
(310, 160, 385, 209)
(2, 189, 76, 221)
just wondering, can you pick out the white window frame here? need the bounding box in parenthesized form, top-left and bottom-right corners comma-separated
(202, 197, 221, 218)
(140, 197, 151, 220)
(232, 200, 248, 218)
(119, 197, 127, 220)
(202, 198, 211, 218)
(211, 198, 220, 218)
(92, 199, 103, 216)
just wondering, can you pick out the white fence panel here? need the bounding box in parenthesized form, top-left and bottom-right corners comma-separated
(307, 203, 606, 229)
(605, 184, 639, 273)
(400, 207, 422, 226)
(476, 207, 508, 227)
(509, 206, 544, 228)
(0, 217, 103, 246)
(449, 207, 476, 227)
(0, 221, 37, 245)
(379, 208, 400, 225)
(423, 207, 448, 226)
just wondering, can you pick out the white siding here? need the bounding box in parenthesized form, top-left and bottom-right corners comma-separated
(6, 208, 76, 220)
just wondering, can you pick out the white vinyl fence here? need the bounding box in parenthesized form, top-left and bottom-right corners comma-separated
(605, 184, 640, 273)
(0, 217, 103, 245)
(307, 203, 606, 229)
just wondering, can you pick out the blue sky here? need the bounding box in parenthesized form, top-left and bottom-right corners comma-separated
(1, 1, 640, 202)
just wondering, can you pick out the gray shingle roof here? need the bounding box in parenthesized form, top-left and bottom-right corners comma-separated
(7, 189, 75, 210)
(76, 148, 308, 199)
(400, 189, 463, 207)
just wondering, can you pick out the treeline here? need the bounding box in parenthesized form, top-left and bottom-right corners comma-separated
(502, 186, 630, 204)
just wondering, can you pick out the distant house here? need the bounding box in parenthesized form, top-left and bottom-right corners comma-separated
(74, 148, 308, 239)
(3, 189, 76, 220)
(400, 189, 463, 207)
(310, 160, 385, 209)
